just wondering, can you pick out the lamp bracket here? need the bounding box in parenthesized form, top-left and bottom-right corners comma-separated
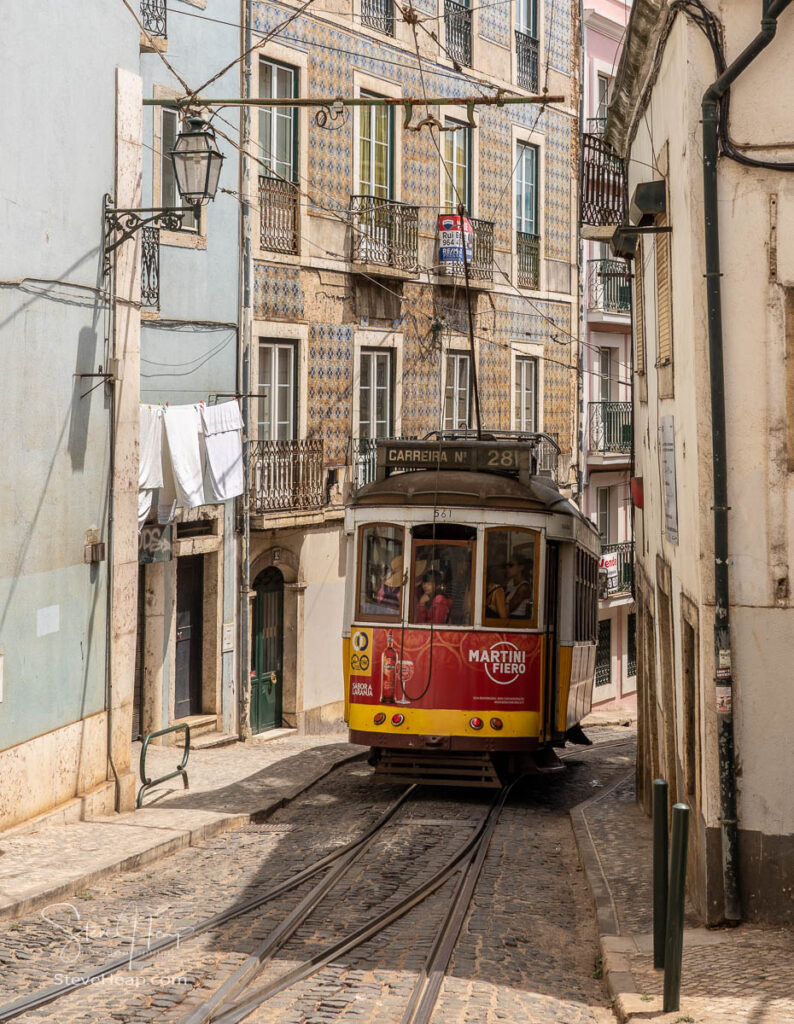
(102, 194, 194, 276)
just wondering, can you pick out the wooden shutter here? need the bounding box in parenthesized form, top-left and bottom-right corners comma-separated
(634, 239, 646, 374)
(656, 214, 673, 365)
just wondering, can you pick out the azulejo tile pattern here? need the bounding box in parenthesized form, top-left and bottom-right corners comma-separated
(544, 0, 572, 74)
(254, 264, 305, 321)
(307, 323, 354, 462)
(479, 0, 511, 48)
(542, 110, 572, 262)
(401, 285, 443, 437)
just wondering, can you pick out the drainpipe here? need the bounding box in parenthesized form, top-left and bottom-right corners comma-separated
(238, 0, 253, 740)
(701, 0, 792, 923)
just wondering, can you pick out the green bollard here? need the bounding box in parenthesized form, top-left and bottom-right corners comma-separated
(663, 803, 690, 1013)
(652, 779, 668, 969)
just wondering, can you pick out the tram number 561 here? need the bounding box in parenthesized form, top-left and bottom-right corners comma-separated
(434, 508, 453, 521)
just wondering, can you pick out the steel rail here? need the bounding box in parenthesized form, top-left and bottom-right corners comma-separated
(0, 786, 415, 1024)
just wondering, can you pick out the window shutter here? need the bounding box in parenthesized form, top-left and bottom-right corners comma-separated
(634, 240, 645, 374)
(656, 214, 673, 365)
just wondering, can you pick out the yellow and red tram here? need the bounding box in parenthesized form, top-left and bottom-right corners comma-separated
(341, 434, 600, 786)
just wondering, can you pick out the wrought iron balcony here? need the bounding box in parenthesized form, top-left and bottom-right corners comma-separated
(517, 231, 540, 289)
(445, 0, 472, 66)
(259, 174, 299, 255)
(361, 0, 394, 34)
(350, 195, 419, 272)
(581, 134, 627, 228)
(249, 439, 325, 514)
(439, 217, 494, 281)
(141, 0, 167, 37)
(587, 117, 607, 137)
(588, 401, 632, 454)
(599, 541, 634, 597)
(515, 31, 539, 91)
(587, 258, 631, 314)
(141, 227, 160, 309)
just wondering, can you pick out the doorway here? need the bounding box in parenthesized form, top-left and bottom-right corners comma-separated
(252, 567, 284, 732)
(175, 555, 204, 720)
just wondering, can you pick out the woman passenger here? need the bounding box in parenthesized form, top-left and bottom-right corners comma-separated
(415, 571, 452, 624)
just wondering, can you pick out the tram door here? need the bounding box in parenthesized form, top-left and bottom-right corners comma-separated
(543, 542, 559, 738)
(251, 568, 284, 733)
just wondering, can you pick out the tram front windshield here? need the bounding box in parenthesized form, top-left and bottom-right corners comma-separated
(410, 525, 476, 627)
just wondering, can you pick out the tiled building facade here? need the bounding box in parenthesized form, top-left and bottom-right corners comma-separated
(244, 0, 582, 733)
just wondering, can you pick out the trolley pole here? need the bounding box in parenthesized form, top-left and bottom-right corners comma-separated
(653, 778, 669, 968)
(458, 204, 482, 439)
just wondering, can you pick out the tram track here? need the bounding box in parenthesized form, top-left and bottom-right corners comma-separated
(0, 736, 635, 1024)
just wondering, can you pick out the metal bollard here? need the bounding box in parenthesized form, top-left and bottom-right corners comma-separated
(663, 802, 690, 1013)
(652, 778, 668, 969)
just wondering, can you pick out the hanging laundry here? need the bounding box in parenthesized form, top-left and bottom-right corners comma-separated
(139, 405, 164, 529)
(201, 400, 245, 501)
(163, 404, 205, 509)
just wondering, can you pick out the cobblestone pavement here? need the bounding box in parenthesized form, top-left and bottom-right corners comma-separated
(580, 772, 794, 1024)
(0, 730, 634, 1024)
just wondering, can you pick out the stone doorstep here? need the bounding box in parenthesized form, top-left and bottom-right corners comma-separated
(0, 780, 117, 838)
(187, 731, 239, 750)
(247, 727, 298, 745)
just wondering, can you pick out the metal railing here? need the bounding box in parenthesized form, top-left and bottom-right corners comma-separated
(250, 439, 325, 513)
(140, 0, 167, 36)
(515, 31, 539, 91)
(445, 0, 472, 66)
(141, 226, 160, 309)
(587, 258, 631, 314)
(361, 0, 394, 34)
(599, 540, 634, 597)
(137, 724, 189, 808)
(517, 231, 540, 289)
(351, 195, 419, 271)
(440, 217, 494, 281)
(581, 133, 627, 227)
(259, 174, 299, 254)
(589, 401, 632, 453)
(535, 433, 559, 478)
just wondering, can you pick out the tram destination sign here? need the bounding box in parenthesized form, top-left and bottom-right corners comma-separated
(380, 440, 526, 473)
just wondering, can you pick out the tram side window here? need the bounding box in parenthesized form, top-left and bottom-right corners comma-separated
(410, 534, 475, 626)
(483, 528, 539, 627)
(574, 548, 598, 641)
(357, 525, 404, 621)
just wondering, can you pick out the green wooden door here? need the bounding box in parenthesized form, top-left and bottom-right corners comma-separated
(251, 568, 284, 733)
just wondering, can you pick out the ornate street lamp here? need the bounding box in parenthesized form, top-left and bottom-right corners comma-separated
(103, 115, 224, 276)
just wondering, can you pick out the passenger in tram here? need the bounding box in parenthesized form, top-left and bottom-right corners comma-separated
(415, 571, 453, 624)
(505, 557, 532, 618)
(447, 550, 473, 625)
(484, 564, 508, 622)
(376, 555, 404, 613)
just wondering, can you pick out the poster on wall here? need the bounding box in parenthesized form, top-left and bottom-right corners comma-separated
(599, 549, 619, 594)
(660, 416, 679, 544)
(438, 214, 474, 270)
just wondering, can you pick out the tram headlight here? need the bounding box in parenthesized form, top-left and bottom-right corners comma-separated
(391, 713, 405, 726)
(469, 717, 484, 730)
(490, 717, 503, 731)
(373, 712, 386, 725)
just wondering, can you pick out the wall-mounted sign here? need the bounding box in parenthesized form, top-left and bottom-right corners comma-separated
(139, 523, 173, 563)
(660, 416, 679, 545)
(438, 214, 473, 271)
(599, 549, 619, 594)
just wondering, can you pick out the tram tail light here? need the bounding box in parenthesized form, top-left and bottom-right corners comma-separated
(373, 712, 386, 725)
(391, 713, 405, 726)
(490, 717, 503, 731)
(469, 717, 484, 730)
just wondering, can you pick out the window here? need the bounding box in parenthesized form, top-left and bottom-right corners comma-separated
(598, 347, 613, 402)
(596, 486, 611, 542)
(514, 356, 537, 432)
(516, 0, 536, 35)
(596, 74, 610, 120)
(259, 60, 298, 182)
(359, 349, 393, 439)
(516, 143, 538, 236)
(483, 528, 539, 628)
(627, 611, 637, 677)
(410, 525, 476, 626)
(443, 121, 471, 212)
(595, 619, 612, 686)
(357, 524, 404, 621)
(444, 352, 471, 430)
(656, 212, 673, 365)
(161, 108, 196, 230)
(359, 93, 393, 199)
(258, 341, 296, 440)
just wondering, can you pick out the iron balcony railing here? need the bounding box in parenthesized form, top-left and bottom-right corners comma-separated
(141, 227, 159, 309)
(599, 541, 634, 597)
(259, 174, 299, 255)
(588, 401, 632, 454)
(250, 439, 325, 513)
(350, 195, 419, 271)
(517, 231, 540, 289)
(445, 0, 472, 66)
(535, 433, 559, 478)
(587, 116, 607, 136)
(141, 0, 167, 36)
(587, 258, 631, 314)
(361, 0, 394, 34)
(515, 31, 539, 91)
(581, 133, 627, 227)
(440, 217, 494, 281)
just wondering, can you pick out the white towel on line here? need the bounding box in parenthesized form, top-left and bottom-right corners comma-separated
(139, 405, 164, 489)
(164, 404, 205, 509)
(201, 401, 244, 501)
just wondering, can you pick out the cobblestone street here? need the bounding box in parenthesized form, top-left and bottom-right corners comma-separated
(0, 730, 634, 1024)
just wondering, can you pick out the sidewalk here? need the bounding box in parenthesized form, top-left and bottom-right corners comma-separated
(0, 733, 362, 922)
(571, 753, 794, 1024)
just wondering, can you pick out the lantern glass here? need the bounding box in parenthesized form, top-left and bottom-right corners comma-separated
(170, 117, 224, 205)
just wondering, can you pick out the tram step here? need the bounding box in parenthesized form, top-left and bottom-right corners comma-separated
(374, 751, 502, 788)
